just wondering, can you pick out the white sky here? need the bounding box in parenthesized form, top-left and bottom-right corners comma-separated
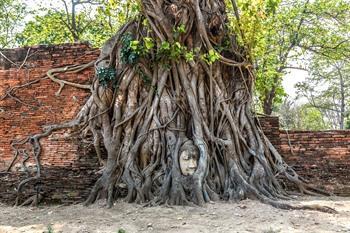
(25, 0, 42, 11)
(283, 69, 307, 98)
(23, 0, 307, 98)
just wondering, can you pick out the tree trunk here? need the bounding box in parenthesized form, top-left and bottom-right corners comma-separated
(11, 0, 333, 212)
(81, 0, 322, 208)
(263, 88, 275, 115)
(338, 66, 345, 130)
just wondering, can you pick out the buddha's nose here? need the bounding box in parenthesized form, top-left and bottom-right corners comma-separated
(188, 160, 197, 168)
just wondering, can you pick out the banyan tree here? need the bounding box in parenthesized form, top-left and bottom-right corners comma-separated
(10, 0, 335, 212)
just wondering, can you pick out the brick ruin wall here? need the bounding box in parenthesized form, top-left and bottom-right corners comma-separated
(0, 44, 349, 204)
(279, 130, 350, 196)
(257, 117, 350, 196)
(0, 44, 100, 204)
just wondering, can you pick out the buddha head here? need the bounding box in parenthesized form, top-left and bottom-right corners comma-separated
(179, 140, 199, 176)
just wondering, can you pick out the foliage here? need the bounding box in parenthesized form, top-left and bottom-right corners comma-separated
(298, 105, 329, 130)
(8, 0, 350, 130)
(226, 0, 350, 115)
(346, 119, 350, 129)
(200, 49, 220, 65)
(262, 228, 281, 233)
(75, 0, 140, 46)
(97, 67, 117, 86)
(173, 24, 186, 39)
(16, 10, 74, 45)
(226, 0, 281, 58)
(16, 0, 140, 47)
(120, 33, 140, 64)
(296, 55, 350, 129)
(0, 0, 27, 48)
(143, 37, 154, 51)
(226, 0, 294, 113)
(277, 97, 330, 130)
(158, 41, 188, 61)
(46, 224, 54, 233)
(120, 33, 207, 67)
(253, 0, 311, 114)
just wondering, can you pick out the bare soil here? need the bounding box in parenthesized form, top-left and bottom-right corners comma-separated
(0, 196, 349, 233)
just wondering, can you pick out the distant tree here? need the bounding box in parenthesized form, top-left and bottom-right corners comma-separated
(0, 0, 26, 48)
(255, 0, 309, 115)
(298, 105, 330, 130)
(254, 0, 350, 115)
(16, 10, 74, 45)
(277, 97, 329, 130)
(346, 119, 350, 129)
(48, 0, 101, 42)
(16, 0, 138, 47)
(277, 97, 299, 130)
(296, 58, 350, 129)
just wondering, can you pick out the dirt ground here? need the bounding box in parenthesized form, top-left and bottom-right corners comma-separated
(0, 196, 349, 233)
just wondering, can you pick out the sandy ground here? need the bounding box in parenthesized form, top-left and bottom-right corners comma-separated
(0, 196, 349, 233)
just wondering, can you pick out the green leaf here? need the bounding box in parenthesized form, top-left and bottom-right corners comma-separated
(143, 37, 154, 51)
(201, 49, 220, 64)
(160, 41, 170, 51)
(184, 51, 194, 62)
(177, 24, 186, 33)
(130, 40, 140, 51)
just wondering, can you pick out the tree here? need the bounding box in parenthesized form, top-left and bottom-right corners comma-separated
(0, 0, 26, 48)
(50, 0, 101, 42)
(17, 0, 138, 47)
(16, 10, 74, 46)
(296, 57, 350, 129)
(277, 98, 329, 130)
(298, 106, 330, 131)
(254, 0, 350, 115)
(277, 98, 298, 130)
(255, 0, 309, 115)
(346, 119, 350, 129)
(6, 0, 333, 212)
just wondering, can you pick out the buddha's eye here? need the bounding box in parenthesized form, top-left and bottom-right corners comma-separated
(190, 153, 198, 160)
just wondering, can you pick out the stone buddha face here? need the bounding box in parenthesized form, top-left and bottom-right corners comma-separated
(179, 141, 199, 176)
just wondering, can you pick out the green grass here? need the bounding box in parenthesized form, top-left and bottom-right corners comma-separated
(262, 228, 281, 233)
(47, 224, 54, 233)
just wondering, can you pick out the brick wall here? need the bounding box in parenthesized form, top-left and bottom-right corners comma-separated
(0, 44, 349, 204)
(279, 130, 350, 196)
(0, 43, 99, 170)
(255, 118, 350, 196)
(256, 116, 281, 150)
(0, 43, 101, 204)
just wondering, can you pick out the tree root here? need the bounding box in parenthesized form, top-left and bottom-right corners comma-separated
(46, 61, 94, 96)
(4, 62, 96, 206)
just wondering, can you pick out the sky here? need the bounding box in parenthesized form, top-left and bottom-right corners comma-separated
(283, 69, 307, 99)
(24, 0, 308, 98)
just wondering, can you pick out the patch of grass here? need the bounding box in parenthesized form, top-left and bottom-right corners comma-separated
(117, 227, 126, 233)
(47, 224, 54, 233)
(262, 228, 281, 233)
